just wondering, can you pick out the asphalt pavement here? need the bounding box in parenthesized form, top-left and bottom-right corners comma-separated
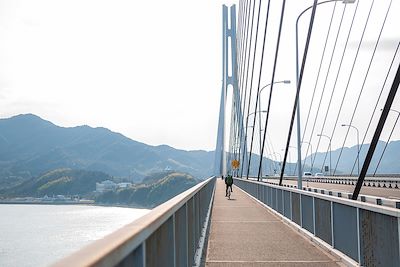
(205, 179, 342, 266)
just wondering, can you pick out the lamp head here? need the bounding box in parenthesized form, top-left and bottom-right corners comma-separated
(342, 0, 356, 3)
(341, 124, 346, 127)
(283, 80, 291, 84)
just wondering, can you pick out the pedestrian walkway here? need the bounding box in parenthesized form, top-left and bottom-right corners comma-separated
(205, 179, 342, 266)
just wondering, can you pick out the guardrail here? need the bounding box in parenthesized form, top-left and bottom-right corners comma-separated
(53, 176, 216, 267)
(274, 175, 400, 189)
(234, 178, 400, 267)
(260, 177, 400, 209)
(307, 176, 400, 189)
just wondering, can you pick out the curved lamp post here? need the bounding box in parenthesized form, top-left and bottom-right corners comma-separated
(317, 133, 332, 175)
(295, 0, 356, 188)
(341, 124, 360, 176)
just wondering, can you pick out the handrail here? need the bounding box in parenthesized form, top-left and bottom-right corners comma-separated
(234, 177, 400, 266)
(53, 176, 216, 267)
(236, 177, 400, 217)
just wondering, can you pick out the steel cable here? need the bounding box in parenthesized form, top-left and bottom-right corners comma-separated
(347, 0, 393, 175)
(239, 0, 262, 177)
(246, 0, 273, 178)
(332, 0, 376, 175)
(299, 3, 337, 171)
(293, 4, 347, 175)
(349, 42, 399, 175)
(302, 0, 361, 172)
(279, 0, 318, 185)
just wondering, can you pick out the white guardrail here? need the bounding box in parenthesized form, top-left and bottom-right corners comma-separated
(52, 176, 216, 267)
(235, 177, 400, 267)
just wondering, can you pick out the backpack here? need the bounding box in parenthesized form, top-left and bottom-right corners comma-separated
(226, 175, 233, 185)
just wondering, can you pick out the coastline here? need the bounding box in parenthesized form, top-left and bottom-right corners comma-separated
(0, 200, 94, 205)
(0, 200, 151, 210)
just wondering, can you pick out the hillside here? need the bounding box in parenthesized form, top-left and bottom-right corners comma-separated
(95, 171, 199, 208)
(0, 114, 214, 189)
(1, 169, 199, 208)
(1, 168, 111, 197)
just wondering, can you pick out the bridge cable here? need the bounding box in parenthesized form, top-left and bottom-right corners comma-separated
(237, 0, 245, 104)
(301, 4, 350, 173)
(292, 4, 347, 175)
(237, 0, 254, 176)
(240, 0, 262, 178)
(352, 52, 400, 199)
(332, 0, 378, 175)
(235, 0, 246, 163)
(346, 0, 393, 176)
(256, 0, 288, 181)
(238, 0, 250, 117)
(306, 2, 358, 173)
(242, 0, 261, 178)
(246, 0, 273, 179)
(237, 0, 252, 174)
(279, 0, 318, 185)
(297, 1, 360, 174)
(366, 43, 400, 175)
(373, 105, 400, 176)
(298, 3, 338, 173)
(238, 0, 249, 96)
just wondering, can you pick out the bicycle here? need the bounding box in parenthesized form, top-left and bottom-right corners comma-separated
(226, 185, 232, 200)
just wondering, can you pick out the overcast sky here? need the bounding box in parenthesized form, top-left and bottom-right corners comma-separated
(0, 0, 399, 160)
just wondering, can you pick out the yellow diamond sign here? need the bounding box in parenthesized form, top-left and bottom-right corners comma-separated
(231, 159, 240, 169)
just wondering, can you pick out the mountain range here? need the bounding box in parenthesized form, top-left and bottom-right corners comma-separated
(0, 114, 398, 192)
(0, 114, 214, 189)
(303, 140, 400, 175)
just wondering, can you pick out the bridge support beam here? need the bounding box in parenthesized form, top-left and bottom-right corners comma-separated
(214, 4, 247, 177)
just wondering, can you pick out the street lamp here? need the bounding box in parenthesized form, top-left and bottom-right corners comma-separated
(274, 152, 282, 175)
(317, 134, 332, 175)
(302, 141, 313, 172)
(341, 124, 360, 176)
(268, 153, 280, 175)
(295, 0, 356, 190)
(258, 80, 291, 175)
(288, 146, 297, 175)
(247, 110, 267, 121)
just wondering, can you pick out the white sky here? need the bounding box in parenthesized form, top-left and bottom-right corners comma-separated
(0, 0, 399, 157)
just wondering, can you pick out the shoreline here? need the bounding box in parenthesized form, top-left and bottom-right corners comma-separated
(0, 200, 151, 210)
(0, 200, 94, 205)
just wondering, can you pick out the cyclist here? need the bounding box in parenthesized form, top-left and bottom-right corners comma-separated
(225, 174, 233, 197)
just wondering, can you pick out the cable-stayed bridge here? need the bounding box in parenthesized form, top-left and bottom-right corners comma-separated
(53, 1, 400, 266)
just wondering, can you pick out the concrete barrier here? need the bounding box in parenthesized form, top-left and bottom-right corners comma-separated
(234, 178, 400, 267)
(53, 177, 216, 267)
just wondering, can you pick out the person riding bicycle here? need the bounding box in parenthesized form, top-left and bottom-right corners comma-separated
(225, 174, 233, 197)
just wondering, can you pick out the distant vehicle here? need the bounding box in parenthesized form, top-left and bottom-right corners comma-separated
(314, 173, 324, 177)
(303, 172, 312, 176)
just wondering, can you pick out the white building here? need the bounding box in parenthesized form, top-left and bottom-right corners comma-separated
(96, 180, 117, 193)
(117, 182, 132, 189)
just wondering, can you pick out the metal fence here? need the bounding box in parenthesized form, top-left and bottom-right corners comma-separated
(53, 176, 216, 267)
(234, 178, 400, 267)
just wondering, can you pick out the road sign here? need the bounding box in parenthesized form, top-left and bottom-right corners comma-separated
(231, 159, 240, 169)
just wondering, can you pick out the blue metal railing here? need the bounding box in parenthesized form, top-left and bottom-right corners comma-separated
(235, 177, 400, 267)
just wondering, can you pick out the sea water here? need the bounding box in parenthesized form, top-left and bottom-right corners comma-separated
(0, 204, 149, 267)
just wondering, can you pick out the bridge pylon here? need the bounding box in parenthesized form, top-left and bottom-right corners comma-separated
(214, 4, 247, 178)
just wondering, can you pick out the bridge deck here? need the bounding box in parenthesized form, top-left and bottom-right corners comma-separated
(205, 179, 342, 266)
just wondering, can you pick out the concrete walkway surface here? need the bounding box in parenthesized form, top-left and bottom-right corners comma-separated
(205, 179, 342, 266)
